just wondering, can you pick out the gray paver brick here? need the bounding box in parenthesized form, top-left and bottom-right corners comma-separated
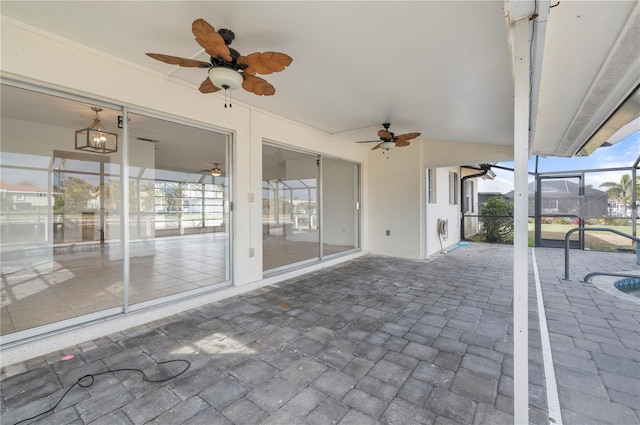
(312, 370, 356, 398)
(380, 398, 436, 425)
(338, 408, 377, 425)
(182, 407, 232, 425)
(558, 386, 639, 425)
(221, 398, 269, 424)
(412, 362, 455, 387)
(425, 388, 477, 424)
(472, 403, 513, 425)
(402, 341, 439, 362)
(343, 388, 387, 419)
(75, 385, 135, 423)
(592, 352, 640, 378)
(230, 359, 278, 385)
(282, 386, 325, 418)
(306, 397, 349, 425)
(342, 357, 374, 380)
(397, 377, 433, 406)
(122, 386, 180, 424)
(555, 364, 608, 398)
(246, 377, 297, 412)
(357, 376, 398, 402)
(367, 359, 411, 387)
(90, 409, 133, 425)
(153, 396, 210, 425)
(460, 353, 501, 379)
(199, 375, 249, 411)
(451, 368, 498, 404)
(279, 358, 327, 389)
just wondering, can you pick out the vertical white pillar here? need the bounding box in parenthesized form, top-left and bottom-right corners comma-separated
(513, 16, 531, 425)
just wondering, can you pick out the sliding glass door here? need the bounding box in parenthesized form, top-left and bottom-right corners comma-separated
(0, 83, 231, 338)
(262, 144, 360, 273)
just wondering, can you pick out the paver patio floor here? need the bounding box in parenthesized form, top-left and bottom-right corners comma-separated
(1, 243, 638, 424)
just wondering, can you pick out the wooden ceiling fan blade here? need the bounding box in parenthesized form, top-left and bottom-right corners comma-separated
(199, 77, 221, 93)
(145, 53, 210, 68)
(378, 130, 393, 139)
(371, 142, 383, 150)
(395, 132, 421, 141)
(192, 18, 232, 62)
(356, 140, 381, 143)
(395, 140, 411, 147)
(238, 52, 293, 76)
(242, 74, 275, 96)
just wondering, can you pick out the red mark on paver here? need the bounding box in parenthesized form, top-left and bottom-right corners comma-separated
(61, 355, 74, 361)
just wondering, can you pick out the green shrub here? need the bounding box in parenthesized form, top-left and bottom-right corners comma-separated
(480, 196, 514, 242)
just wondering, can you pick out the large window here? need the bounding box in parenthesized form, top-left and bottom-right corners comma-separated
(262, 144, 359, 272)
(449, 171, 459, 205)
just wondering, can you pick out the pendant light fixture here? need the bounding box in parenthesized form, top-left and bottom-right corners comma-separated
(75, 107, 118, 154)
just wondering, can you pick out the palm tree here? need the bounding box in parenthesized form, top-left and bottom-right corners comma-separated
(600, 174, 632, 216)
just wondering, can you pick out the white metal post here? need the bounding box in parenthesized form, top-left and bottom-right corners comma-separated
(513, 16, 531, 425)
(122, 108, 130, 313)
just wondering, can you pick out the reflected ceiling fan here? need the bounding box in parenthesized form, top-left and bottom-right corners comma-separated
(356, 123, 421, 151)
(199, 163, 224, 177)
(146, 18, 292, 103)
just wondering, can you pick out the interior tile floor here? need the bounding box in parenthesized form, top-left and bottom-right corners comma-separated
(2, 232, 352, 335)
(1, 244, 639, 424)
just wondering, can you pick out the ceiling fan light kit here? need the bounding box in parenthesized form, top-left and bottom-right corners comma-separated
(208, 67, 244, 90)
(211, 163, 222, 176)
(379, 141, 396, 150)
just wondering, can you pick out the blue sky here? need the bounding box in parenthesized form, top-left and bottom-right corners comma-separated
(479, 130, 640, 194)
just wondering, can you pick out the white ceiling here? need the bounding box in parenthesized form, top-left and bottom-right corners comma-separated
(1, 1, 638, 157)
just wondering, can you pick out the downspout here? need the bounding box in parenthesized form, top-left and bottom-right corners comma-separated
(460, 164, 492, 240)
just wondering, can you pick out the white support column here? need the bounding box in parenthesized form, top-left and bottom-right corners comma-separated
(513, 16, 531, 425)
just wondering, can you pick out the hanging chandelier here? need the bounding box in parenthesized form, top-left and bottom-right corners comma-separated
(75, 107, 118, 154)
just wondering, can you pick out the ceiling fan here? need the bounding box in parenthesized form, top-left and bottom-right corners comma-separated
(357, 123, 421, 151)
(146, 19, 292, 100)
(199, 163, 224, 177)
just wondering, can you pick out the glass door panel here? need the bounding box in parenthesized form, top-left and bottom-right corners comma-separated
(1, 84, 123, 335)
(262, 145, 319, 271)
(322, 158, 360, 256)
(128, 112, 230, 305)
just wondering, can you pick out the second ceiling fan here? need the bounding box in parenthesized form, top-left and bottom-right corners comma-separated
(357, 123, 421, 151)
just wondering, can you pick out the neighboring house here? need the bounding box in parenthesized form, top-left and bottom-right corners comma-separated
(504, 181, 608, 218)
(0, 181, 51, 210)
